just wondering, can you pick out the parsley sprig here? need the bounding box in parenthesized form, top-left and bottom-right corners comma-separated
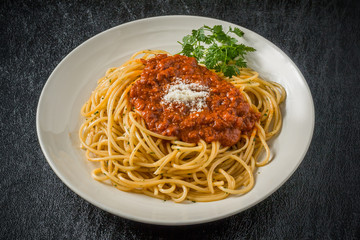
(178, 25, 255, 77)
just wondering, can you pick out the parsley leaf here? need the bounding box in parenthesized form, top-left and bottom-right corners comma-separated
(229, 27, 244, 37)
(178, 25, 255, 77)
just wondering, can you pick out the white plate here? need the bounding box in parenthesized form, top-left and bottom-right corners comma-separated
(37, 15, 314, 225)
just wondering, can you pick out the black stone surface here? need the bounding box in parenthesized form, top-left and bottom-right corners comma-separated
(1, 0, 360, 239)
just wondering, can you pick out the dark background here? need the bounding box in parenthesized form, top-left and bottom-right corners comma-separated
(1, 0, 359, 239)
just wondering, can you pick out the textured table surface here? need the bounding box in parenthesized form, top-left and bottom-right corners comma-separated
(1, 0, 360, 239)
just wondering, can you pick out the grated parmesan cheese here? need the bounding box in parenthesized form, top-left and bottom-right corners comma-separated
(161, 78, 209, 112)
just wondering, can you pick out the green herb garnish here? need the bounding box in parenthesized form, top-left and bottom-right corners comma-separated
(178, 25, 255, 77)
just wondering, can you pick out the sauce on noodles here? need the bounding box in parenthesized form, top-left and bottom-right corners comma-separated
(130, 54, 260, 146)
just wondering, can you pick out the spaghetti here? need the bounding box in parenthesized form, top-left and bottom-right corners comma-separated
(79, 50, 286, 203)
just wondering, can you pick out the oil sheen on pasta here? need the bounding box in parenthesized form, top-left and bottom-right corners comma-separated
(130, 54, 260, 146)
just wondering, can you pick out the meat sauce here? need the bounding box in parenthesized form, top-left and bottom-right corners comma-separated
(129, 54, 260, 146)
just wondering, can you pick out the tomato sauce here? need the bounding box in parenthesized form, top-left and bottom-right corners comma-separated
(129, 54, 260, 146)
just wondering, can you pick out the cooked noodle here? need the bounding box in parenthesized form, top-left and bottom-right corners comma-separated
(79, 50, 286, 203)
